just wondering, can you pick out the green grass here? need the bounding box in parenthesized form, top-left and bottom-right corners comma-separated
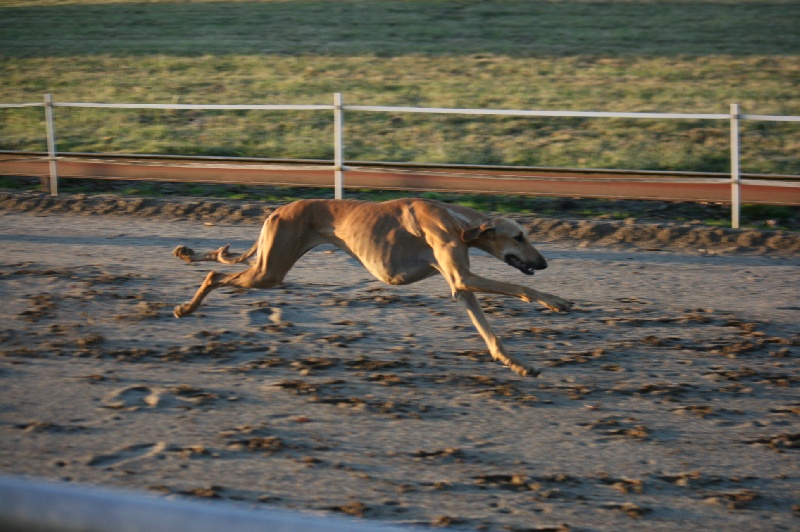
(2, 1, 798, 57)
(0, 1, 798, 174)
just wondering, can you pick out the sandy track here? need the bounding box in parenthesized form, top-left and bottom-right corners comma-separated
(0, 207, 798, 530)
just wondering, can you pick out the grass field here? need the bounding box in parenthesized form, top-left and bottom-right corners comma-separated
(0, 0, 798, 174)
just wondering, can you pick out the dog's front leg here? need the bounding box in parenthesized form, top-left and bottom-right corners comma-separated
(455, 291, 540, 377)
(462, 275, 572, 313)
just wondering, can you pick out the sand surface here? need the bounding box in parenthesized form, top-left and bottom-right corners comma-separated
(0, 204, 798, 530)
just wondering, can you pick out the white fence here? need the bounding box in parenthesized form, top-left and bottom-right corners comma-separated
(2, 93, 800, 228)
(0, 475, 408, 532)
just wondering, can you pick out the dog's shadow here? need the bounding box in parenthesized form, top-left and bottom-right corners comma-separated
(239, 278, 453, 337)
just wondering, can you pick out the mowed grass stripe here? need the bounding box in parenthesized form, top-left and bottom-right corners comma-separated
(0, 1, 797, 174)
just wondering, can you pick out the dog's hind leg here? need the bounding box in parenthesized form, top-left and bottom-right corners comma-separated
(173, 265, 283, 318)
(174, 212, 322, 318)
(454, 291, 540, 377)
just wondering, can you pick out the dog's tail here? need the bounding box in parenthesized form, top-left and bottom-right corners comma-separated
(172, 241, 259, 265)
(215, 241, 259, 264)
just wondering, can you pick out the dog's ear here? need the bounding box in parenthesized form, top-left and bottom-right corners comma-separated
(461, 221, 495, 243)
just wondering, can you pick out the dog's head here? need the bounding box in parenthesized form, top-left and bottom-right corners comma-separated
(461, 217, 547, 275)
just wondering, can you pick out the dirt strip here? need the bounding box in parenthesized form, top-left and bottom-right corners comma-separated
(1, 190, 799, 256)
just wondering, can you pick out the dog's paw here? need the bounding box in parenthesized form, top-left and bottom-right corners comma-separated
(508, 362, 541, 378)
(172, 245, 195, 263)
(541, 294, 573, 313)
(523, 366, 542, 378)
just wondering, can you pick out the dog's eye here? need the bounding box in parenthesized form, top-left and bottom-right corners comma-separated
(514, 234, 526, 243)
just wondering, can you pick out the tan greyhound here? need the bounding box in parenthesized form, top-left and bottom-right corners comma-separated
(172, 198, 572, 376)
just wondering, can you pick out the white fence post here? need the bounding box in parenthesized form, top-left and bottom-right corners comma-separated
(44, 93, 59, 196)
(730, 103, 741, 229)
(333, 92, 344, 199)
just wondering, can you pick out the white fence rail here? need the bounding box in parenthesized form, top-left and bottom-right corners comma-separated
(2, 93, 799, 228)
(0, 475, 407, 532)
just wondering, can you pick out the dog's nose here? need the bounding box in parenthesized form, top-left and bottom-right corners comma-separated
(530, 254, 548, 270)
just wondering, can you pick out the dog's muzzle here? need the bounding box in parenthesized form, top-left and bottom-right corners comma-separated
(505, 254, 547, 275)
